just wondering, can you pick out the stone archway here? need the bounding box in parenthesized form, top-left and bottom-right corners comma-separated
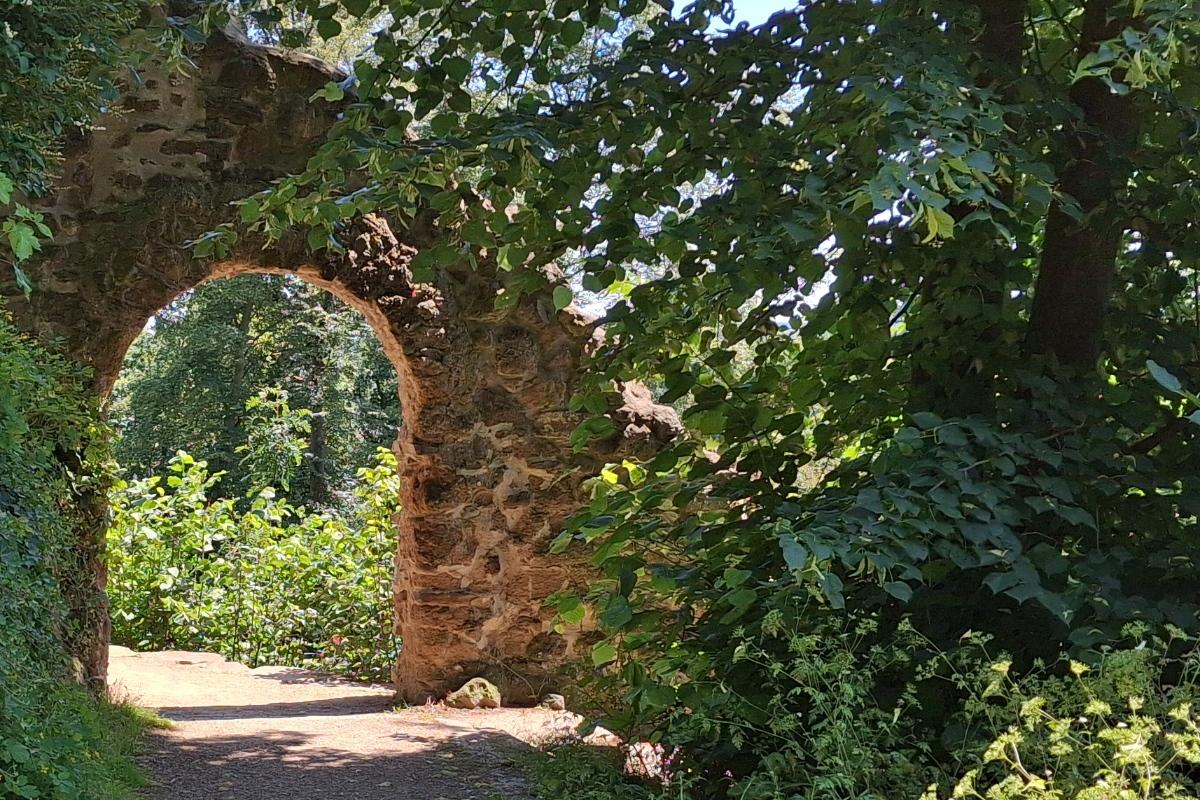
(6, 21, 676, 702)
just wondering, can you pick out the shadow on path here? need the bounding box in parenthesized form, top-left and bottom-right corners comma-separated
(112, 649, 542, 799)
(140, 722, 534, 800)
(156, 695, 396, 721)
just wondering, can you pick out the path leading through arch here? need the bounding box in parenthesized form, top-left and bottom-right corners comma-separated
(109, 646, 583, 799)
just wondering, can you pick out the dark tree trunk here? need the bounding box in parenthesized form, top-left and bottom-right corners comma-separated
(306, 374, 329, 505)
(224, 299, 255, 468)
(1027, 0, 1138, 366)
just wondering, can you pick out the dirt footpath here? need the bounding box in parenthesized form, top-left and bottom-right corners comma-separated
(108, 647, 580, 800)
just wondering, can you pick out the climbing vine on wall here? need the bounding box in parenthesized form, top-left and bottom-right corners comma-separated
(0, 307, 157, 800)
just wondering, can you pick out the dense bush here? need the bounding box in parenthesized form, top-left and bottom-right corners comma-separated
(534, 624, 1200, 800)
(0, 309, 155, 799)
(106, 448, 401, 681)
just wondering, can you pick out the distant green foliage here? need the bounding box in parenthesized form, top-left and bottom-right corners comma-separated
(237, 387, 313, 496)
(106, 448, 401, 681)
(0, 308, 151, 799)
(111, 274, 400, 509)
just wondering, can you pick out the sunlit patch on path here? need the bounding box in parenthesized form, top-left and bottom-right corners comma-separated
(109, 647, 581, 800)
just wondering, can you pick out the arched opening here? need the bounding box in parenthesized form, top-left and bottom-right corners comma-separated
(5, 17, 651, 700)
(105, 272, 405, 682)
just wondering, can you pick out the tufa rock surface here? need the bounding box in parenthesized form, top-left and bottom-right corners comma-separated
(539, 693, 566, 711)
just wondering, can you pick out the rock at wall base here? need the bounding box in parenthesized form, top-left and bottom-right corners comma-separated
(445, 677, 502, 709)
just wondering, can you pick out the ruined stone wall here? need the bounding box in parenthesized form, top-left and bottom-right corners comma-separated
(6, 23, 677, 701)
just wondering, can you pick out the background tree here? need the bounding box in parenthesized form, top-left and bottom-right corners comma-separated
(110, 274, 400, 509)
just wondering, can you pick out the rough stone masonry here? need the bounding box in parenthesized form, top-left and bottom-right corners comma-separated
(4, 16, 678, 702)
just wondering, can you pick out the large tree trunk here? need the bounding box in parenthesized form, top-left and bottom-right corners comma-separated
(1026, 0, 1137, 366)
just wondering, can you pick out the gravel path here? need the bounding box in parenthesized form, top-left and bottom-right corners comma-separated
(108, 647, 577, 800)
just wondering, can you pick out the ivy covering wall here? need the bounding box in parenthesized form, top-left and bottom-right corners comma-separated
(0, 308, 154, 800)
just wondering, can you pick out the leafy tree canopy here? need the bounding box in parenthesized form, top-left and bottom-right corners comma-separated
(111, 274, 400, 509)
(177, 0, 1200, 790)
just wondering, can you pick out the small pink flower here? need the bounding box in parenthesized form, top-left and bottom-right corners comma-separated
(331, 634, 346, 646)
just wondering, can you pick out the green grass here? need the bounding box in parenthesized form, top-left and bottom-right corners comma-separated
(84, 698, 172, 800)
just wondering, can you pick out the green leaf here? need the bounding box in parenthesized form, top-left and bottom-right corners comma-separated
(561, 20, 585, 46)
(1147, 359, 1182, 395)
(820, 572, 845, 609)
(443, 56, 471, 82)
(557, 596, 586, 625)
(922, 205, 956, 242)
(883, 581, 913, 602)
(316, 17, 342, 40)
(239, 199, 262, 224)
(910, 412, 942, 430)
(600, 596, 633, 628)
(779, 534, 808, 572)
(591, 641, 617, 667)
(307, 226, 329, 252)
(552, 285, 573, 310)
(429, 114, 456, 137)
(12, 264, 32, 295)
(964, 151, 995, 173)
(313, 82, 345, 102)
(5, 221, 40, 261)
(723, 567, 752, 587)
(724, 587, 757, 609)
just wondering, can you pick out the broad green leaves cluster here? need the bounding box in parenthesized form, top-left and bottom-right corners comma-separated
(0, 172, 51, 294)
(538, 623, 1200, 800)
(106, 448, 402, 681)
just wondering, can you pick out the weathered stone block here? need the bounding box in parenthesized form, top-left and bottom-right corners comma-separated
(444, 677, 501, 709)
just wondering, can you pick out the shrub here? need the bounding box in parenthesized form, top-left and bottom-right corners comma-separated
(106, 447, 402, 681)
(529, 744, 658, 800)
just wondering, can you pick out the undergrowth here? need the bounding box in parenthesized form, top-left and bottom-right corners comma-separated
(527, 744, 657, 800)
(0, 307, 159, 799)
(529, 623, 1200, 800)
(106, 448, 401, 681)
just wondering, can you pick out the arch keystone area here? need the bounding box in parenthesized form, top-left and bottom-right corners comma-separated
(5, 22, 679, 702)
